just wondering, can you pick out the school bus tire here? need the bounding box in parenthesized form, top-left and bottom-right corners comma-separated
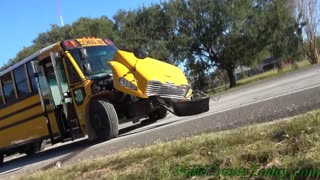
(89, 100, 119, 141)
(0, 154, 3, 166)
(25, 142, 41, 156)
(39, 140, 46, 151)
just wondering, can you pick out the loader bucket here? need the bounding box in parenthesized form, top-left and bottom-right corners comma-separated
(171, 91, 210, 116)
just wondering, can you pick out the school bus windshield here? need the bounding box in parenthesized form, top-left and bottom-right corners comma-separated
(68, 45, 118, 78)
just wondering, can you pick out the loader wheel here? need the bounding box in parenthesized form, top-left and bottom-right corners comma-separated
(146, 106, 168, 123)
(90, 100, 119, 141)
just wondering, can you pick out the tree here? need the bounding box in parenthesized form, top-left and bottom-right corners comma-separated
(70, 16, 117, 40)
(259, 0, 305, 69)
(0, 44, 42, 71)
(33, 24, 73, 48)
(113, 4, 177, 63)
(294, 0, 320, 64)
(168, 0, 301, 88)
(316, 36, 320, 48)
(168, 0, 254, 88)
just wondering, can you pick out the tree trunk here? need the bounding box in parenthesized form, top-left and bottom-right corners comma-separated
(226, 68, 236, 88)
(307, 41, 319, 64)
(309, 49, 319, 64)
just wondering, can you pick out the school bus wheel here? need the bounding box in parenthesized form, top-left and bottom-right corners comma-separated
(89, 100, 119, 141)
(0, 154, 3, 166)
(24, 142, 41, 156)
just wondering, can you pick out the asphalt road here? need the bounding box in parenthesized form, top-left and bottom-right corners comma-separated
(1, 65, 320, 178)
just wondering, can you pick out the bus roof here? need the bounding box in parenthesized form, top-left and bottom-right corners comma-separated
(0, 37, 114, 76)
(0, 43, 58, 77)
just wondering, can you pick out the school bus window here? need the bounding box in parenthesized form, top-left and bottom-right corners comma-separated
(66, 59, 81, 84)
(44, 60, 69, 106)
(0, 83, 3, 105)
(68, 45, 116, 77)
(14, 65, 29, 98)
(26, 61, 38, 92)
(74, 88, 85, 105)
(1, 72, 16, 103)
(68, 48, 83, 72)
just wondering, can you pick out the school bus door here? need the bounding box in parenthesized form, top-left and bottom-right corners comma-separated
(49, 52, 83, 140)
(31, 60, 59, 143)
(31, 52, 83, 143)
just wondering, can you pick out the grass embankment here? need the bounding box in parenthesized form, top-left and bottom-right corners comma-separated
(21, 109, 320, 180)
(211, 60, 311, 94)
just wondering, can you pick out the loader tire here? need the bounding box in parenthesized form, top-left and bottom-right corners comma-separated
(145, 106, 168, 124)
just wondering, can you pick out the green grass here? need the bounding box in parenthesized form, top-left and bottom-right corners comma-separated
(19, 108, 320, 180)
(210, 60, 312, 94)
(236, 67, 288, 86)
(296, 59, 312, 68)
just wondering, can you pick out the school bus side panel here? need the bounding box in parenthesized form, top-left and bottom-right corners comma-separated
(0, 95, 58, 149)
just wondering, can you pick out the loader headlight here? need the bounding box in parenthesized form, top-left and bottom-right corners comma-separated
(119, 77, 138, 91)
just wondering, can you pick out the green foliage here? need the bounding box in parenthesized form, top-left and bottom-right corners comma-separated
(167, 0, 302, 89)
(70, 16, 117, 40)
(114, 4, 176, 63)
(262, 0, 304, 62)
(316, 36, 320, 49)
(33, 24, 72, 47)
(0, 44, 40, 71)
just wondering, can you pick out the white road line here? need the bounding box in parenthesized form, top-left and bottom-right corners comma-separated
(0, 167, 22, 176)
(111, 83, 320, 140)
(177, 83, 320, 124)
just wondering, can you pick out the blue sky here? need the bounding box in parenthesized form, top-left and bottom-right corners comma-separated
(0, 0, 161, 67)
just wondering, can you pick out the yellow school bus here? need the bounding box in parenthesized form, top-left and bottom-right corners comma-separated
(0, 37, 209, 165)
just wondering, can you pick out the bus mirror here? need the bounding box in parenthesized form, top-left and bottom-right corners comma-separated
(80, 48, 88, 60)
